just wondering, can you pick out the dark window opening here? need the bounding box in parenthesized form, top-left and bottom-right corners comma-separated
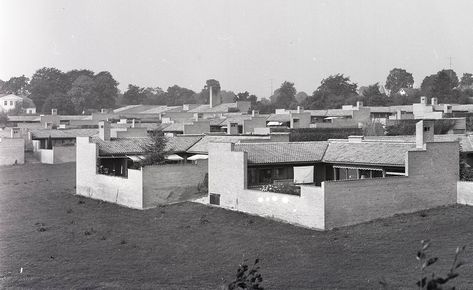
(210, 193, 220, 205)
(97, 158, 128, 178)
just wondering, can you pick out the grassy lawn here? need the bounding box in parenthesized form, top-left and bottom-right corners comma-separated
(1, 163, 473, 289)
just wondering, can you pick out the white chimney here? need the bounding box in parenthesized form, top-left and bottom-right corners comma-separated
(415, 120, 434, 149)
(98, 121, 111, 141)
(132, 119, 135, 128)
(51, 108, 58, 115)
(431, 97, 438, 106)
(209, 86, 213, 108)
(356, 101, 363, 109)
(297, 106, 303, 113)
(420, 96, 427, 105)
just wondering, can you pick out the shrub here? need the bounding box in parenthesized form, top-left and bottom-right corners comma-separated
(228, 259, 264, 290)
(259, 183, 300, 195)
(197, 173, 208, 194)
(386, 119, 456, 136)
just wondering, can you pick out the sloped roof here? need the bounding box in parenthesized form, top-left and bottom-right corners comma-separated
(0, 94, 23, 100)
(31, 129, 98, 139)
(234, 142, 329, 164)
(92, 135, 202, 156)
(189, 103, 238, 113)
(162, 123, 185, 132)
(322, 141, 416, 166)
(8, 115, 41, 122)
(364, 134, 473, 152)
(267, 114, 290, 122)
(188, 135, 272, 154)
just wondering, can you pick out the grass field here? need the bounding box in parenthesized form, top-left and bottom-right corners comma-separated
(1, 163, 473, 289)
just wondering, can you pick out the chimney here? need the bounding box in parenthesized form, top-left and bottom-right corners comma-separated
(98, 121, 111, 141)
(209, 86, 213, 108)
(396, 109, 402, 120)
(194, 113, 202, 122)
(252, 110, 259, 117)
(10, 127, 20, 138)
(356, 101, 363, 109)
(348, 135, 364, 143)
(132, 119, 135, 128)
(51, 108, 57, 115)
(101, 108, 107, 113)
(431, 97, 438, 106)
(444, 104, 452, 114)
(416, 120, 434, 149)
(297, 106, 303, 113)
(420, 96, 427, 105)
(183, 104, 189, 111)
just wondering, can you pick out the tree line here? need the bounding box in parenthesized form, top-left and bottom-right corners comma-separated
(1, 67, 473, 114)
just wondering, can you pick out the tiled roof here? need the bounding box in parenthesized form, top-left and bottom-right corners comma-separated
(234, 142, 329, 164)
(31, 129, 98, 139)
(189, 103, 238, 113)
(8, 116, 40, 122)
(162, 123, 185, 132)
(322, 141, 416, 166)
(364, 134, 473, 152)
(188, 135, 272, 154)
(267, 114, 290, 122)
(92, 135, 202, 156)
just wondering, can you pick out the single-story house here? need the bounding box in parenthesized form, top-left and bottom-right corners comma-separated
(201, 120, 460, 230)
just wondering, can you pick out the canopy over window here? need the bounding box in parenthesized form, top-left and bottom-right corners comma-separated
(188, 154, 208, 160)
(165, 154, 184, 161)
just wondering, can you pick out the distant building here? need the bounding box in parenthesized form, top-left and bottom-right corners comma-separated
(0, 94, 36, 114)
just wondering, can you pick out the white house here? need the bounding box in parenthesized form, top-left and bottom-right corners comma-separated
(0, 94, 36, 114)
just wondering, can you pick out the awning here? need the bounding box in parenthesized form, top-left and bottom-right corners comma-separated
(324, 116, 343, 120)
(188, 154, 208, 160)
(267, 121, 283, 126)
(126, 155, 146, 162)
(333, 165, 383, 171)
(165, 154, 184, 161)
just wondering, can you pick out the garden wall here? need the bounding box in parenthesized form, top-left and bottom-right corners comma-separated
(0, 138, 24, 165)
(142, 160, 208, 208)
(457, 181, 473, 206)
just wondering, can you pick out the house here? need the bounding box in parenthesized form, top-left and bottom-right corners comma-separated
(76, 120, 207, 209)
(0, 94, 36, 114)
(0, 128, 25, 165)
(30, 128, 98, 164)
(202, 120, 459, 230)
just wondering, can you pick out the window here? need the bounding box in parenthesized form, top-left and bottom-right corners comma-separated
(10, 101, 13, 106)
(424, 126, 430, 132)
(3, 101, 6, 106)
(209, 193, 220, 205)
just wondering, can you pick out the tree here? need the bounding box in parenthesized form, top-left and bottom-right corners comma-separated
(67, 75, 95, 114)
(92, 71, 119, 109)
(2, 75, 30, 95)
(122, 84, 145, 105)
(235, 91, 257, 107)
(142, 87, 166, 105)
(42, 92, 75, 115)
(142, 130, 168, 166)
(360, 83, 389, 106)
(295, 91, 309, 104)
(272, 81, 297, 108)
(303, 74, 358, 109)
(165, 85, 196, 105)
(254, 97, 275, 114)
(420, 74, 437, 97)
(385, 68, 414, 96)
(431, 70, 457, 103)
(195, 79, 222, 104)
(29, 67, 68, 112)
(219, 90, 236, 103)
(0, 111, 8, 127)
(460, 73, 473, 90)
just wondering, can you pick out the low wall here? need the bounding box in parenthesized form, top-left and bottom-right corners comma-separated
(53, 145, 76, 163)
(324, 142, 459, 229)
(142, 160, 208, 208)
(76, 168, 144, 209)
(0, 138, 24, 165)
(34, 149, 54, 164)
(457, 181, 473, 205)
(230, 186, 325, 229)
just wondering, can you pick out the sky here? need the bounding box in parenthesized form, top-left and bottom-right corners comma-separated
(1, 0, 473, 98)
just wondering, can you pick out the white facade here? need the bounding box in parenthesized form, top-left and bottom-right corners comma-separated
(0, 94, 36, 114)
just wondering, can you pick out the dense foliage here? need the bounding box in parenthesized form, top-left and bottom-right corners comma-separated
(385, 119, 456, 136)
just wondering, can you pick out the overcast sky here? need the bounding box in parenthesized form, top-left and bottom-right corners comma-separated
(1, 0, 473, 98)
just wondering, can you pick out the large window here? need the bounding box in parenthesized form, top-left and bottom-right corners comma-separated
(248, 166, 294, 186)
(334, 166, 386, 181)
(97, 158, 128, 177)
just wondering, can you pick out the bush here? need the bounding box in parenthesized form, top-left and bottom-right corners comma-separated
(386, 119, 456, 136)
(228, 259, 264, 290)
(197, 173, 208, 193)
(258, 183, 300, 195)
